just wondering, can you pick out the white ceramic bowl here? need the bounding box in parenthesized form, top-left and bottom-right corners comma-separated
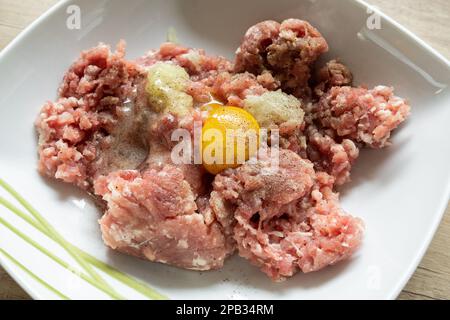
(0, 0, 449, 300)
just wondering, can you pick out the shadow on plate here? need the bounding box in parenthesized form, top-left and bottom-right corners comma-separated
(339, 132, 411, 198)
(104, 247, 358, 295)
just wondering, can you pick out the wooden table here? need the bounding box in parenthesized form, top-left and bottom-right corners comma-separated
(0, 0, 449, 300)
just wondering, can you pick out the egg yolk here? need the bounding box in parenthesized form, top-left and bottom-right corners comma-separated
(202, 106, 260, 175)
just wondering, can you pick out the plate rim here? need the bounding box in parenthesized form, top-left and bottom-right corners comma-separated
(0, 0, 449, 300)
(0, 0, 71, 301)
(354, 0, 450, 300)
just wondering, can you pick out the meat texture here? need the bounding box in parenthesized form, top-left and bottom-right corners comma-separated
(95, 167, 234, 271)
(211, 149, 364, 281)
(35, 16, 412, 280)
(137, 42, 233, 82)
(138, 42, 282, 107)
(209, 72, 276, 107)
(313, 59, 353, 97)
(302, 124, 359, 186)
(317, 86, 411, 148)
(36, 42, 147, 190)
(235, 19, 329, 99)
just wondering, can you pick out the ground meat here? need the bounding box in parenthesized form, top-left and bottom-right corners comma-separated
(137, 42, 233, 80)
(59, 41, 142, 108)
(235, 19, 329, 99)
(36, 97, 101, 189)
(317, 86, 411, 148)
(95, 167, 234, 271)
(313, 60, 353, 97)
(35, 17, 411, 280)
(138, 42, 237, 105)
(234, 20, 281, 74)
(210, 72, 271, 107)
(188, 70, 279, 107)
(36, 42, 147, 189)
(145, 112, 210, 197)
(302, 124, 359, 186)
(137, 42, 279, 107)
(240, 92, 358, 186)
(211, 149, 363, 281)
(241, 90, 306, 155)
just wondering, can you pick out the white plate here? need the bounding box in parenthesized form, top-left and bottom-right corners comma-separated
(0, 0, 449, 300)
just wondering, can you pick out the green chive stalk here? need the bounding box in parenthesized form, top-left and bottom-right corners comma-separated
(0, 248, 70, 300)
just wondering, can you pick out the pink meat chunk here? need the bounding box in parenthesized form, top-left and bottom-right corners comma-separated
(36, 42, 147, 190)
(137, 42, 279, 107)
(95, 167, 235, 271)
(235, 19, 329, 98)
(35, 20, 412, 279)
(137, 42, 238, 105)
(317, 86, 411, 148)
(297, 123, 359, 186)
(145, 112, 210, 198)
(59, 41, 142, 107)
(36, 97, 102, 189)
(209, 72, 276, 107)
(211, 149, 364, 281)
(137, 42, 274, 106)
(137, 42, 233, 81)
(275, 101, 359, 186)
(313, 59, 353, 97)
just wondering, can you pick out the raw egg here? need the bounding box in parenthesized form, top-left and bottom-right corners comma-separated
(202, 106, 260, 175)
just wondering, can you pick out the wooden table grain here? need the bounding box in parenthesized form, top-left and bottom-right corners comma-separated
(0, 0, 449, 300)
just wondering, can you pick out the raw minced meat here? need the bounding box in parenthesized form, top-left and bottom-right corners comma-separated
(145, 111, 210, 198)
(242, 90, 307, 156)
(317, 85, 411, 148)
(301, 123, 359, 186)
(235, 19, 329, 99)
(36, 97, 99, 189)
(35, 17, 411, 281)
(95, 166, 234, 271)
(210, 72, 273, 107)
(59, 41, 143, 107)
(313, 60, 353, 97)
(137, 42, 233, 81)
(36, 42, 148, 190)
(137, 42, 281, 106)
(211, 149, 364, 280)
